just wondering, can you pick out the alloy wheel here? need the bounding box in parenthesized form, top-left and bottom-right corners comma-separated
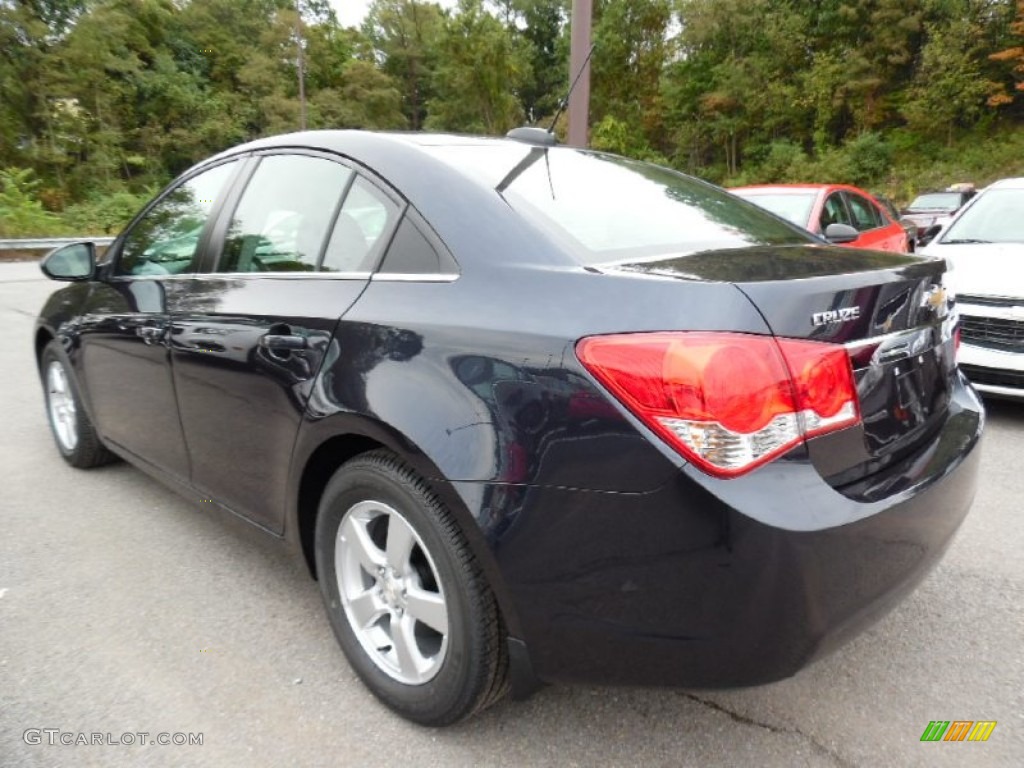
(335, 500, 449, 685)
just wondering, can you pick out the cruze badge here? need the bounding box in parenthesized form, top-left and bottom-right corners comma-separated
(921, 284, 950, 318)
(812, 306, 861, 327)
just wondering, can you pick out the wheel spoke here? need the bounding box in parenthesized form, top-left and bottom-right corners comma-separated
(391, 614, 423, 680)
(405, 585, 447, 635)
(46, 362, 78, 451)
(385, 515, 416, 572)
(340, 514, 385, 575)
(347, 588, 386, 630)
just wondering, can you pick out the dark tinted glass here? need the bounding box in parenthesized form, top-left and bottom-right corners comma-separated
(379, 216, 441, 274)
(819, 193, 852, 229)
(424, 145, 813, 264)
(219, 155, 352, 273)
(118, 161, 237, 276)
(322, 176, 400, 273)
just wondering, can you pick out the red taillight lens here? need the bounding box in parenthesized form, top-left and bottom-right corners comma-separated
(576, 332, 860, 477)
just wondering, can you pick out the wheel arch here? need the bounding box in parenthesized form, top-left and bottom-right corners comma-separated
(34, 326, 55, 370)
(288, 416, 525, 639)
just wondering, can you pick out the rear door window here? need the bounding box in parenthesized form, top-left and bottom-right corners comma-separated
(322, 176, 401, 273)
(846, 193, 882, 231)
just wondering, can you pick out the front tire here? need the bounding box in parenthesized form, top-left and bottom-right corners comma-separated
(314, 451, 508, 725)
(40, 341, 116, 469)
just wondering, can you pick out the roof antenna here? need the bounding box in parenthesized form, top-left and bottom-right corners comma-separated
(505, 43, 596, 147)
(548, 43, 595, 136)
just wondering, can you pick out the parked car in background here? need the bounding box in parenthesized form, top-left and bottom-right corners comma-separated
(902, 184, 976, 245)
(873, 193, 918, 251)
(922, 177, 1024, 399)
(730, 184, 910, 252)
(36, 130, 981, 725)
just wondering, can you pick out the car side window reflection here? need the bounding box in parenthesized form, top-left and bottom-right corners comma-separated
(322, 176, 400, 273)
(847, 193, 881, 232)
(117, 161, 237, 276)
(218, 155, 353, 273)
(819, 193, 852, 231)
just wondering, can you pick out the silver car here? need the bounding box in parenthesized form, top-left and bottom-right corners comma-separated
(922, 178, 1024, 398)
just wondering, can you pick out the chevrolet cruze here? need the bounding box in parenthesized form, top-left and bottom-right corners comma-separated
(35, 130, 983, 725)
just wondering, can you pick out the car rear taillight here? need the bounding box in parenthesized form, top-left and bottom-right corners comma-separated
(576, 332, 860, 477)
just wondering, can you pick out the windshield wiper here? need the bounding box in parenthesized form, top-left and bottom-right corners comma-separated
(942, 238, 991, 244)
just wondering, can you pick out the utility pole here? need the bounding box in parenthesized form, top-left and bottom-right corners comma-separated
(567, 0, 593, 148)
(295, 2, 307, 130)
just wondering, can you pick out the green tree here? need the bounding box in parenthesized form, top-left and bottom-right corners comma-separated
(364, 1, 446, 129)
(903, 20, 992, 145)
(590, 0, 672, 150)
(425, 0, 531, 134)
(989, 0, 1024, 106)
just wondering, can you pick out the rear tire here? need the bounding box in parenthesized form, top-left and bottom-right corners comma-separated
(314, 450, 508, 725)
(40, 341, 116, 469)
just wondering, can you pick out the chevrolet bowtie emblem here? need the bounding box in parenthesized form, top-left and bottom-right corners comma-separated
(922, 284, 950, 317)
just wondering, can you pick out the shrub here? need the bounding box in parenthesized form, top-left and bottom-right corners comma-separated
(0, 168, 62, 237)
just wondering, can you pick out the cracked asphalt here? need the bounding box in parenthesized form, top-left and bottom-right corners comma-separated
(1, 260, 1021, 767)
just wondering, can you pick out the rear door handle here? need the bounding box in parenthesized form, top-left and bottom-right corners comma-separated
(259, 334, 308, 352)
(136, 325, 165, 343)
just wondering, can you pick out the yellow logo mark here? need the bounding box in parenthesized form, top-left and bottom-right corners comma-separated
(921, 284, 950, 317)
(967, 721, 997, 742)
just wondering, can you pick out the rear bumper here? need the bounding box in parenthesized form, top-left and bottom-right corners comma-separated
(483, 381, 984, 688)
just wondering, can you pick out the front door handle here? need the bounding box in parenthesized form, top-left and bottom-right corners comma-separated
(259, 334, 308, 352)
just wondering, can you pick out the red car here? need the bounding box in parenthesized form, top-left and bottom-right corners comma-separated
(731, 184, 911, 253)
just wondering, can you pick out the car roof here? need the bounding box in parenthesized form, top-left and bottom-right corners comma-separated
(198, 130, 577, 269)
(730, 183, 878, 195)
(984, 177, 1024, 190)
(731, 184, 825, 194)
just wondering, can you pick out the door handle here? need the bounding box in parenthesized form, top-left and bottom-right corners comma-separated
(136, 325, 165, 343)
(259, 334, 308, 352)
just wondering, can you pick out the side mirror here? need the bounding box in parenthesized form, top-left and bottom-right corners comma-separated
(824, 223, 859, 244)
(918, 224, 942, 247)
(40, 242, 96, 281)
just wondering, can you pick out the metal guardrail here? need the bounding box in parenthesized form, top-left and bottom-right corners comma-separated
(0, 237, 115, 251)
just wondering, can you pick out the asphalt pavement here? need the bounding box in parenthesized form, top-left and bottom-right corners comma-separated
(1, 260, 1021, 767)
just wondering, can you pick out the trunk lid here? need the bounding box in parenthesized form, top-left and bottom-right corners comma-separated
(611, 245, 958, 484)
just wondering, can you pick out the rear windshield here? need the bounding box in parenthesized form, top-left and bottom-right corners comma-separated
(730, 190, 816, 228)
(423, 144, 814, 264)
(908, 192, 962, 211)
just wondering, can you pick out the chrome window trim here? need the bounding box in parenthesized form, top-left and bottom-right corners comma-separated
(370, 273, 460, 283)
(108, 271, 373, 282)
(108, 271, 461, 282)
